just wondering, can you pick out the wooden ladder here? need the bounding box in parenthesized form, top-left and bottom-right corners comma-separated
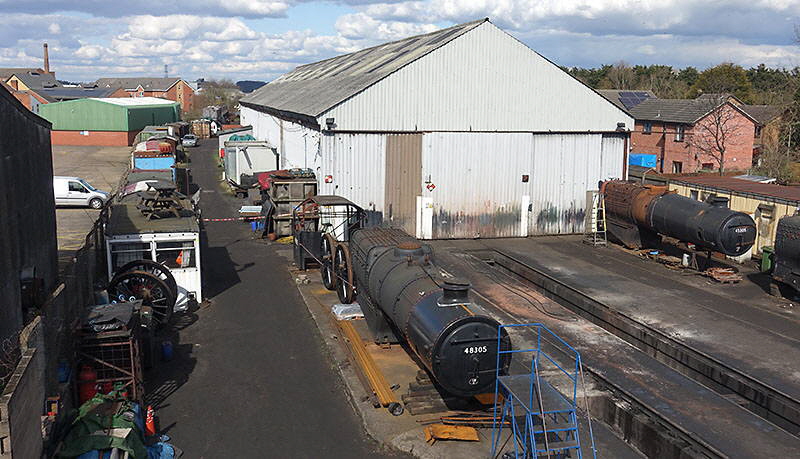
(584, 191, 607, 247)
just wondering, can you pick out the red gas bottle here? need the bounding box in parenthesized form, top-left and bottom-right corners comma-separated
(77, 365, 98, 404)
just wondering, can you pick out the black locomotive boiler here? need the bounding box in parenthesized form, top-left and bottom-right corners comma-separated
(772, 215, 800, 295)
(602, 180, 756, 256)
(331, 227, 510, 397)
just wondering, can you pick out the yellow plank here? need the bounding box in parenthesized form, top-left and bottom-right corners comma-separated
(424, 424, 480, 442)
(337, 320, 399, 406)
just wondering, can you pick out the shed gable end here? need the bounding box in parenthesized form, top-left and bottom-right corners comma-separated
(321, 22, 632, 132)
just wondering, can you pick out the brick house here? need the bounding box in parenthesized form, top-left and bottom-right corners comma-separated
(600, 91, 757, 174)
(740, 104, 784, 160)
(95, 77, 195, 114)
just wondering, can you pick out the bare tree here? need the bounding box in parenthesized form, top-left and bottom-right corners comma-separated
(686, 95, 745, 175)
(606, 61, 636, 89)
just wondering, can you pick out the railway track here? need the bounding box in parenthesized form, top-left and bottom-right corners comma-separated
(471, 248, 800, 437)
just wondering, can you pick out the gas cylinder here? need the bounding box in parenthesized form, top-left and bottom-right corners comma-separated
(78, 365, 98, 404)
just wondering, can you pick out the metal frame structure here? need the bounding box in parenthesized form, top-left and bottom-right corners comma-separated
(291, 195, 365, 271)
(491, 323, 596, 459)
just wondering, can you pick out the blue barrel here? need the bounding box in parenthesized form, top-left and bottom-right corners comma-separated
(161, 341, 173, 362)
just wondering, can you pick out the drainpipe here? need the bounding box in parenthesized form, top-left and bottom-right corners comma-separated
(660, 123, 666, 173)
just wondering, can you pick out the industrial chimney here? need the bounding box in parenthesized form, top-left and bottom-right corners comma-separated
(43, 43, 50, 74)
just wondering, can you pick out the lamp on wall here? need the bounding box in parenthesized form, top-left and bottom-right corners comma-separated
(325, 118, 335, 130)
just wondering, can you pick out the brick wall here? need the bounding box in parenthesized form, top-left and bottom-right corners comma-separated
(166, 81, 194, 114)
(51, 130, 138, 146)
(631, 106, 755, 174)
(0, 318, 45, 459)
(106, 81, 193, 114)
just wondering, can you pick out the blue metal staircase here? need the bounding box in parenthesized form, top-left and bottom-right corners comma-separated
(490, 324, 596, 459)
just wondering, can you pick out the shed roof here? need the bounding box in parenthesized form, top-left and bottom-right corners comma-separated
(240, 19, 486, 118)
(741, 105, 783, 125)
(107, 200, 199, 236)
(37, 86, 116, 102)
(673, 175, 800, 204)
(95, 77, 186, 92)
(93, 97, 177, 106)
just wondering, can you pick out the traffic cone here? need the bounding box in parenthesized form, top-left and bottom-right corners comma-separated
(145, 405, 156, 436)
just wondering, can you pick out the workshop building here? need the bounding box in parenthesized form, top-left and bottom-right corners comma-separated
(241, 18, 632, 239)
(39, 97, 180, 146)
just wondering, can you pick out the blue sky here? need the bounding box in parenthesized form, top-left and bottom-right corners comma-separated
(1, 0, 799, 82)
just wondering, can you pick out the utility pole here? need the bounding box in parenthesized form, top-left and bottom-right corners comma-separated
(164, 64, 168, 78)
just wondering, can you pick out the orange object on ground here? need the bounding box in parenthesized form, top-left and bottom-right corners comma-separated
(423, 424, 480, 444)
(145, 405, 156, 436)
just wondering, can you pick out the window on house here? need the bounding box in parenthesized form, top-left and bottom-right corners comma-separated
(643, 122, 653, 134)
(672, 161, 683, 174)
(701, 162, 714, 170)
(755, 125, 763, 137)
(690, 190, 699, 200)
(675, 125, 685, 142)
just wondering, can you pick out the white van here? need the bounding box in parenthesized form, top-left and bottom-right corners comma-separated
(53, 176, 110, 209)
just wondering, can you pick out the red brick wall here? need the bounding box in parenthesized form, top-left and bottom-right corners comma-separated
(166, 80, 193, 114)
(51, 130, 138, 146)
(106, 81, 193, 114)
(631, 106, 755, 173)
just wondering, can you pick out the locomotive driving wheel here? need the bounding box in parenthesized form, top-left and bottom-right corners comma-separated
(116, 259, 178, 299)
(334, 244, 356, 304)
(108, 270, 176, 325)
(320, 233, 338, 291)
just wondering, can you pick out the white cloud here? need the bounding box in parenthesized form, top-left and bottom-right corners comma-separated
(1, 1, 799, 83)
(335, 12, 438, 40)
(3, 0, 293, 19)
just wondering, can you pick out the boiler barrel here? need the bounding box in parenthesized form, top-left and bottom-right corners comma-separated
(647, 193, 756, 256)
(349, 228, 510, 396)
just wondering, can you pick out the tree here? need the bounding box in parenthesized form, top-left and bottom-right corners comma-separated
(605, 61, 637, 89)
(689, 63, 755, 103)
(677, 67, 699, 87)
(686, 95, 746, 175)
(188, 79, 243, 121)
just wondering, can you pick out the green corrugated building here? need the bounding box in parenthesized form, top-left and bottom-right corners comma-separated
(39, 97, 180, 146)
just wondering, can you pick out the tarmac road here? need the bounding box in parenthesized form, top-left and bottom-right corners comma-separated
(145, 141, 407, 458)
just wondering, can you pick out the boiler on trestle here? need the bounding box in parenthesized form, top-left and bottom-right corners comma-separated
(601, 180, 756, 257)
(335, 227, 511, 397)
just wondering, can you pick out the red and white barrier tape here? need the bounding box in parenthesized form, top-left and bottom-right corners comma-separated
(202, 216, 266, 222)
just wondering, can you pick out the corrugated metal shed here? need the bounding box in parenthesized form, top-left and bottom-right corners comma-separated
(241, 20, 483, 119)
(317, 133, 386, 225)
(39, 98, 180, 131)
(242, 19, 631, 132)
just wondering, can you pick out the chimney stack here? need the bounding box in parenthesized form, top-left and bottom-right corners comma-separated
(43, 43, 50, 74)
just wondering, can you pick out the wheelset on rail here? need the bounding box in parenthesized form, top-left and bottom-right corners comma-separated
(107, 259, 178, 326)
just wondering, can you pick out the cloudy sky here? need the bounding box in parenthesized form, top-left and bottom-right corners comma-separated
(1, 0, 799, 83)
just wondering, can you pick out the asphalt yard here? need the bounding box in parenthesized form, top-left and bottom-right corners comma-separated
(144, 139, 408, 458)
(52, 145, 130, 263)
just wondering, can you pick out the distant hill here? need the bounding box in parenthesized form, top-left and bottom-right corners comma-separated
(236, 80, 267, 93)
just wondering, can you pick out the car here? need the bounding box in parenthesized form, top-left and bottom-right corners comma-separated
(53, 176, 110, 209)
(182, 134, 198, 147)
